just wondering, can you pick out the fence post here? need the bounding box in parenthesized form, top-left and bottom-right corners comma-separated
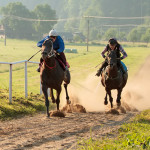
(9, 64, 12, 103)
(40, 81, 42, 95)
(25, 61, 28, 98)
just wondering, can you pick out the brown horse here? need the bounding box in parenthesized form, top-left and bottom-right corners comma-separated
(40, 38, 71, 117)
(101, 50, 128, 108)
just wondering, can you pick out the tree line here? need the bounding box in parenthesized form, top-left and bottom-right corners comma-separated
(0, 2, 57, 40)
(0, 0, 150, 43)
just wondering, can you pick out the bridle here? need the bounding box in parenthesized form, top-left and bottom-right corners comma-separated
(42, 39, 56, 69)
(41, 38, 55, 58)
(106, 50, 117, 66)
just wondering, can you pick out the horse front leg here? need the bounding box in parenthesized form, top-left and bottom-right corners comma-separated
(106, 89, 113, 108)
(42, 85, 50, 117)
(116, 88, 122, 107)
(64, 83, 71, 104)
(56, 87, 61, 110)
(104, 93, 108, 105)
(50, 88, 55, 103)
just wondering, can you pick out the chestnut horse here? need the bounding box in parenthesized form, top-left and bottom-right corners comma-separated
(101, 50, 128, 108)
(40, 38, 71, 117)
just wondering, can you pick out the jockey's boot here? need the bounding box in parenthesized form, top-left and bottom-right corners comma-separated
(65, 66, 69, 71)
(96, 61, 108, 77)
(36, 63, 41, 72)
(95, 68, 102, 77)
(36, 67, 40, 72)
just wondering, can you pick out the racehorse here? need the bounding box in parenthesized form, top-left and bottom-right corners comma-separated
(101, 50, 128, 108)
(40, 38, 71, 117)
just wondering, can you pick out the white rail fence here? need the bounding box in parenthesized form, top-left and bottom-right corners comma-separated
(0, 60, 42, 103)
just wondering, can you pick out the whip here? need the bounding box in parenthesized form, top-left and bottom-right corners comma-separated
(27, 49, 41, 61)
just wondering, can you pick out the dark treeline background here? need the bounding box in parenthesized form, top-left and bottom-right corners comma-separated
(0, 0, 150, 43)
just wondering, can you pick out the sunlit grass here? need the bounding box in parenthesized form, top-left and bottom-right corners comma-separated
(78, 110, 150, 150)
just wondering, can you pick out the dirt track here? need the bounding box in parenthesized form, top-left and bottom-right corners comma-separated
(0, 56, 150, 150)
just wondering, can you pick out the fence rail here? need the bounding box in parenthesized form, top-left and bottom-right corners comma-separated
(0, 60, 41, 103)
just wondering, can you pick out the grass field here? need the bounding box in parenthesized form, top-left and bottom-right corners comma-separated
(0, 39, 150, 95)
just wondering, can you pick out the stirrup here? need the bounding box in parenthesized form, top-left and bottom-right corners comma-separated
(65, 66, 68, 71)
(96, 71, 101, 77)
(36, 67, 40, 72)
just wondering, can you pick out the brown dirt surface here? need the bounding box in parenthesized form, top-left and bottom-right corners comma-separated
(0, 56, 150, 150)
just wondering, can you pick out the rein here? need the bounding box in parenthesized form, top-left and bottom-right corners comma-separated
(43, 59, 56, 70)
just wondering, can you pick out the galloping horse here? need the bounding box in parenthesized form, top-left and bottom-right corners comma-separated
(101, 50, 128, 108)
(40, 38, 71, 117)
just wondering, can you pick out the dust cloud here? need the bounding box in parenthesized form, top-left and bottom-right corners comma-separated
(61, 57, 150, 112)
(122, 57, 150, 111)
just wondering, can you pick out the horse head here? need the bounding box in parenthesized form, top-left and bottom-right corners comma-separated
(41, 38, 54, 60)
(107, 50, 117, 67)
(106, 50, 118, 77)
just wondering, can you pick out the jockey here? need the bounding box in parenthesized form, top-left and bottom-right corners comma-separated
(96, 38, 127, 77)
(37, 29, 68, 72)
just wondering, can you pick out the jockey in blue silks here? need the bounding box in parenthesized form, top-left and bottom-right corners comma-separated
(96, 38, 127, 77)
(37, 29, 68, 72)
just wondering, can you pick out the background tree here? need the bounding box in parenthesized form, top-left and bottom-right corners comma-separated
(0, 2, 34, 39)
(127, 28, 139, 43)
(103, 28, 118, 40)
(32, 4, 57, 39)
(141, 28, 150, 46)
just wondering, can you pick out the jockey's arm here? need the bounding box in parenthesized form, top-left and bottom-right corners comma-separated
(119, 45, 127, 60)
(101, 46, 107, 58)
(37, 36, 50, 47)
(55, 36, 65, 53)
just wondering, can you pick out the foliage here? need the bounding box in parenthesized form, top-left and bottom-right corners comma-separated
(0, 2, 57, 40)
(1, 1, 150, 42)
(127, 28, 139, 43)
(141, 28, 150, 45)
(103, 28, 118, 40)
(32, 4, 57, 39)
(0, 2, 34, 39)
(0, 89, 47, 120)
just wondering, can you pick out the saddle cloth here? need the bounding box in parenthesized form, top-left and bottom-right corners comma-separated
(121, 61, 127, 72)
(56, 57, 70, 71)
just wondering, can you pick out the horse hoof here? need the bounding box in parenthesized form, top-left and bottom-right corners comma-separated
(104, 101, 108, 105)
(52, 100, 55, 103)
(111, 104, 113, 108)
(117, 102, 121, 107)
(47, 113, 50, 118)
(67, 100, 71, 105)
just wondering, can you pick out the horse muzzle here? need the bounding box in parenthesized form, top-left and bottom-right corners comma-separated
(41, 51, 48, 60)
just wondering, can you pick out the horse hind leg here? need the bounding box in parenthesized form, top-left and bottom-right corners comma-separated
(50, 88, 55, 103)
(42, 85, 50, 117)
(56, 87, 62, 110)
(116, 88, 122, 107)
(64, 70, 71, 84)
(104, 93, 108, 105)
(107, 89, 113, 108)
(64, 83, 71, 104)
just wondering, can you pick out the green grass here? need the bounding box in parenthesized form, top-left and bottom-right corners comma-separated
(0, 39, 150, 120)
(0, 88, 48, 120)
(78, 110, 150, 150)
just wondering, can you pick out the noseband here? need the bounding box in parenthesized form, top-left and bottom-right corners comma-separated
(42, 39, 56, 69)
